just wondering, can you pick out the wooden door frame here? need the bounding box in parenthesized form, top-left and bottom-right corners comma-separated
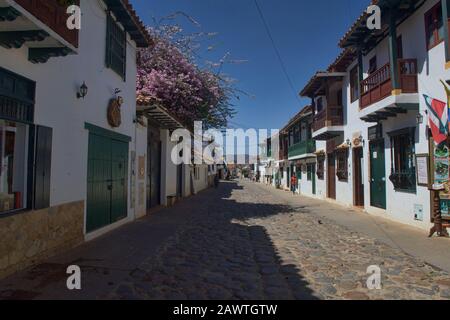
(353, 147, 365, 207)
(327, 153, 336, 199)
(85, 124, 131, 233)
(369, 138, 387, 209)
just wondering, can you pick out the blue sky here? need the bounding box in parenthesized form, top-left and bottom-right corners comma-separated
(130, 0, 368, 131)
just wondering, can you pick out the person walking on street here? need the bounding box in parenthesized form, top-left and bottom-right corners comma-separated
(291, 174, 297, 195)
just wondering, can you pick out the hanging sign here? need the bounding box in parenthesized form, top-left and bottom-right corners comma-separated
(415, 154, 430, 187)
(432, 144, 449, 190)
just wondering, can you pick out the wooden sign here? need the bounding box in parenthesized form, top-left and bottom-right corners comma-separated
(107, 96, 123, 128)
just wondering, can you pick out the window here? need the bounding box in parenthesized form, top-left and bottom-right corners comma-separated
(307, 164, 313, 181)
(425, 3, 444, 50)
(294, 125, 300, 144)
(337, 90, 343, 106)
(336, 149, 348, 182)
(350, 66, 359, 103)
(106, 14, 127, 80)
(368, 56, 377, 74)
(316, 97, 324, 113)
(388, 128, 416, 193)
(317, 156, 325, 180)
(0, 121, 29, 213)
(0, 68, 52, 214)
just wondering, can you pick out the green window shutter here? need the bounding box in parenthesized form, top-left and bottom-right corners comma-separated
(105, 13, 126, 80)
(34, 125, 52, 210)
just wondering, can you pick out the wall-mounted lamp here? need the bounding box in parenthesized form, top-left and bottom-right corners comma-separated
(77, 81, 88, 99)
(359, 135, 365, 147)
(346, 138, 352, 147)
(416, 112, 424, 125)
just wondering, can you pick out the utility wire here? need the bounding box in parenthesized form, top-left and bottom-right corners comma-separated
(254, 0, 302, 107)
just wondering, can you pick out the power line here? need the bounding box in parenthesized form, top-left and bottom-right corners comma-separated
(254, 0, 302, 107)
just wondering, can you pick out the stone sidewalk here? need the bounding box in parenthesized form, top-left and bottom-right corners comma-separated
(0, 180, 450, 300)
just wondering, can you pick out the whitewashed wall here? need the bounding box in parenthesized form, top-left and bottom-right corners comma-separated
(0, 0, 139, 233)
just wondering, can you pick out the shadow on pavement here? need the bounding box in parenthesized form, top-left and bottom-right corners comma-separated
(0, 181, 319, 300)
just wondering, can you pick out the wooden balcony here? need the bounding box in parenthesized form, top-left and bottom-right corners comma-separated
(14, 0, 79, 48)
(312, 106, 343, 132)
(0, 0, 79, 63)
(288, 140, 316, 160)
(360, 59, 418, 110)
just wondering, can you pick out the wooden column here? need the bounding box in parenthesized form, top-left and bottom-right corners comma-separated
(442, 0, 450, 69)
(388, 10, 401, 95)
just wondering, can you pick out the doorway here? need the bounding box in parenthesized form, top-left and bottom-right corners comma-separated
(86, 130, 129, 233)
(369, 139, 387, 209)
(147, 127, 161, 209)
(353, 147, 365, 207)
(327, 153, 336, 199)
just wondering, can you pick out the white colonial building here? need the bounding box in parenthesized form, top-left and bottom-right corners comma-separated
(0, 0, 154, 278)
(296, 0, 450, 233)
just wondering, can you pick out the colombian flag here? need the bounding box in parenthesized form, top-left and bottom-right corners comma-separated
(424, 94, 448, 145)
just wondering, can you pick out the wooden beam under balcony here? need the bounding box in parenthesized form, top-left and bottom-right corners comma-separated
(361, 115, 381, 123)
(0, 6, 21, 21)
(385, 106, 407, 114)
(375, 111, 397, 118)
(28, 47, 73, 64)
(0, 30, 48, 49)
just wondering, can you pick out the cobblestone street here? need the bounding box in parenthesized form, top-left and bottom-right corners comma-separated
(1, 180, 450, 300)
(110, 181, 450, 300)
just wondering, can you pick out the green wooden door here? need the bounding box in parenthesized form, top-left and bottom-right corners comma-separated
(369, 140, 386, 209)
(87, 134, 112, 232)
(87, 133, 128, 233)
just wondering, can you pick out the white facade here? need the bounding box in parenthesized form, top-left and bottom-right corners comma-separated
(0, 0, 145, 234)
(297, 0, 450, 231)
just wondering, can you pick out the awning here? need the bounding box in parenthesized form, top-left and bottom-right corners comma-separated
(137, 103, 184, 130)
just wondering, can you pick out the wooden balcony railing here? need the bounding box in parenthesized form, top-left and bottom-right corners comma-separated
(360, 59, 418, 109)
(288, 140, 316, 159)
(312, 106, 343, 132)
(15, 0, 79, 48)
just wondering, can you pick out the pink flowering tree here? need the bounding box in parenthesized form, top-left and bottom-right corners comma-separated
(137, 17, 239, 129)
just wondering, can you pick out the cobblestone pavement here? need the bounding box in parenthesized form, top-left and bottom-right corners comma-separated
(109, 181, 450, 300)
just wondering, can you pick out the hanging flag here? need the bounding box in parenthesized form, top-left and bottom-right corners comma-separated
(441, 80, 450, 127)
(424, 94, 448, 145)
